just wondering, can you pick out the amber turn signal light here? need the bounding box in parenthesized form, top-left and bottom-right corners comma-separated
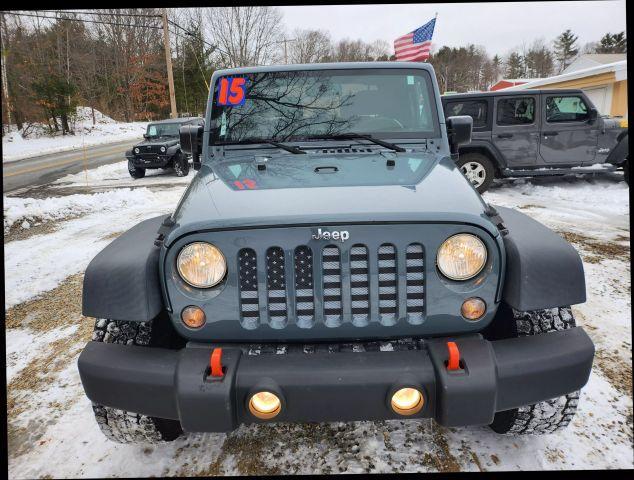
(248, 391, 282, 419)
(181, 306, 206, 329)
(461, 297, 486, 321)
(391, 387, 424, 416)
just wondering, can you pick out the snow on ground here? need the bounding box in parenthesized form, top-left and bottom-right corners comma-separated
(2, 107, 148, 163)
(4, 170, 632, 476)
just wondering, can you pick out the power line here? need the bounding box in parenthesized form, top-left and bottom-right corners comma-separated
(5, 12, 163, 29)
(20, 10, 162, 18)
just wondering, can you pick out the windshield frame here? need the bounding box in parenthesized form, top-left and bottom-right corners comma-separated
(207, 67, 442, 147)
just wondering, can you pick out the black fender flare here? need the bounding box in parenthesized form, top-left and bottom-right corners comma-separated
(82, 215, 169, 322)
(166, 144, 181, 158)
(494, 206, 586, 311)
(606, 133, 628, 166)
(458, 141, 508, 170)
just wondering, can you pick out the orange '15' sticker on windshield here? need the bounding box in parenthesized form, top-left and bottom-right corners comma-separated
(217, 77, 246, 106)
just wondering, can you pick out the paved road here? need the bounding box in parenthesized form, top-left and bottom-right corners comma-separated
(2, 139, 139, 193)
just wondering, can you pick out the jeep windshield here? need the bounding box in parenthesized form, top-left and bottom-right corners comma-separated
(146, 122, 180, 139)
(210, 68, 440, 145)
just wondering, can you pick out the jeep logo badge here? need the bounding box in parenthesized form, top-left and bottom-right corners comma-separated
(312, 228, 349, 243)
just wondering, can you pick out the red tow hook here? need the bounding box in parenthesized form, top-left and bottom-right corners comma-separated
(446, 341, 461, 371)
(210, 348, 224, 378)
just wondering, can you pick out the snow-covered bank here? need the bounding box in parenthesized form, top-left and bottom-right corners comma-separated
(2, 107, 148, 163)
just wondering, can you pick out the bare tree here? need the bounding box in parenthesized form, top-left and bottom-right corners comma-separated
(203, 7, 284, 68)
(288, 29, 332, 64)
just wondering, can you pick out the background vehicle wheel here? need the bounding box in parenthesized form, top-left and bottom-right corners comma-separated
(488, 306, 580, 435)
(456, 153, 494, 193)
(624, 160, 629, 185)
(173, 153, 189, 177)
(128, 161, 145, 179)
(90, 317, 184, 444)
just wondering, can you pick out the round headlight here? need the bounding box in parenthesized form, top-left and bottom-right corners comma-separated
(177, 242, 227, 288)
(134, 147, 140, 154)
(160, 146, 166, 152)
(437, 233, 487, 280)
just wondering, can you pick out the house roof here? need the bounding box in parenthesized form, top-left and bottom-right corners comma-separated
(500, 60, 627, 91)
(575, 53, 627, 65)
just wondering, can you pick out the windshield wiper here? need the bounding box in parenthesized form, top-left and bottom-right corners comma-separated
(219, 139, 306, 154)
(304, 133, 406, 152)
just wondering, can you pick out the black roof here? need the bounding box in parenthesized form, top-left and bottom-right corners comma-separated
(441, 89, 584, 101)
(148, 116, 203, 125)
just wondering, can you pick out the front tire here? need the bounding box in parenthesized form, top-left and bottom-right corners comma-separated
(128, 161, 146, 179)
(90, 318, 183, 444)
(173, 153, 190, 177)
(488, 306, 580, 435)
(456, 153, 495, 193)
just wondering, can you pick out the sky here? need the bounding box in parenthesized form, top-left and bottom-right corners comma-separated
(279, 1, 627, 57)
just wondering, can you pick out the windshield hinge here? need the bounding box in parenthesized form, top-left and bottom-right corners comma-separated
(485, 205, 508, 236)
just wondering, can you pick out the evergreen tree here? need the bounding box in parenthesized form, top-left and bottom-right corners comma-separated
(553, 29, 579, 72)
(596, 32, 627, 53)
(505, 52, 524, 78)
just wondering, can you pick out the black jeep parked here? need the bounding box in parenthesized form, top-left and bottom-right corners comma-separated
(441, 90, 628, 192)
(125, 117, 204, 179)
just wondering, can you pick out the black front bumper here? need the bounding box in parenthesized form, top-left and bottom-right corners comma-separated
(126, 153, 172, 168)
(77, 328, 594, 432)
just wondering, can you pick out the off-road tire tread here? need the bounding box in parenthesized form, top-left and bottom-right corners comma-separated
(173, 152, 189, 177)
(91, 318, 183, 444)
(490, 306, 580, 435)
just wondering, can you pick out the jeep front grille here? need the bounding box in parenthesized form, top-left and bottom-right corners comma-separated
(237, 243, 425, 329)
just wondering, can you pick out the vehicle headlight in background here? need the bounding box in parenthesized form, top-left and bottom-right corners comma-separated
(437, 233, 487, 280)
(177, 242, 227, 288)
(160, 146, 166, 152)
(134, 147, 140, 154)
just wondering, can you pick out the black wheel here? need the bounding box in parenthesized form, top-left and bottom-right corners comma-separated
(173, 153, 189, 177)
(128, 160, 146, 179)
(624, 160, 629, 185)
(90, 317, 184, 444)
(456, 153, 495, 193)
(488, 306, 580, 435)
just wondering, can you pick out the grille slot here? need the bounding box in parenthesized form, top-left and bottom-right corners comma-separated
(406, 243, 425, 324)
(238, 248, 259, 329)
(350, 244, 370, 326)
(322, 245, 343, 327)
(294, 246, 315, 328)
(378, 243, 398, 324)
(266, 247, 288, 328)
(237, 240, 426, 329)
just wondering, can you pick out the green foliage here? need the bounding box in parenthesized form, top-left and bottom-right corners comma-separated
(595, 32, 627, 53)
(553, 29, 579, 72)
(32, 74, 77, 133)
(505, 52, 524, 78)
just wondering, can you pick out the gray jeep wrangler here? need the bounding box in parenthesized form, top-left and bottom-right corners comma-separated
(78, 62, 594, 444)
(125, 117, 203, 179)
(441, 90, 629, 192)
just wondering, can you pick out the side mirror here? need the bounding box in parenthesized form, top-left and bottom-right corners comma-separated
(588, 108, 598, 123)
(180, 123, 204, 170)
(446, 115, 473, 156)
(143, 133, 149, 140)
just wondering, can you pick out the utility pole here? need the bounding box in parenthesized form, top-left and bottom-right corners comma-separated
(162, 8, 178, 119)
(1, 13, 12, 131)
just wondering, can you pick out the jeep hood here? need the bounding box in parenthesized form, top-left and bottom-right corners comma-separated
(167, 152, 497, 245)
(137, 138, 179, 147)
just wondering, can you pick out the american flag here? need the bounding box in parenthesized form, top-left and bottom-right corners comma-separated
(394, 17, 436, 62)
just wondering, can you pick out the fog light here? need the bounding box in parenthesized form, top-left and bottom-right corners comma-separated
(461, 297, 486, 320)
(181, 306, 206, 328)
(391, 387, 424, 416)
(248, 391, 282, 419)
